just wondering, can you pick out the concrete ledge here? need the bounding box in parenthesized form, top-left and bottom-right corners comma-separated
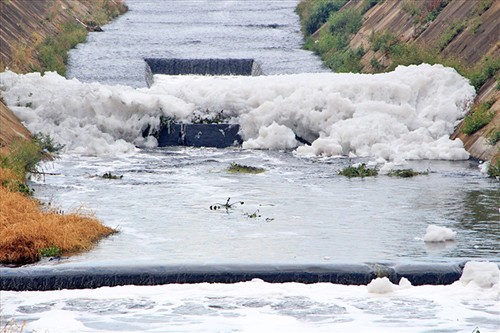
(0, 263, 466, 291)
(144, 58, 263, 86)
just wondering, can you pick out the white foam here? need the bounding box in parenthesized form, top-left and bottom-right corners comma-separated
(2, 267, 499, 333)
(424, 224, 457, 242)
(367, 276, 413, 294)
(0, 64, 474, 160)
(460, 261, 500, 288)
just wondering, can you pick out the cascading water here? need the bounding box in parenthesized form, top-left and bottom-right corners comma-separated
(1, 1, 499, 332)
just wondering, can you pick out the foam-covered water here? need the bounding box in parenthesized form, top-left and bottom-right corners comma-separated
(2, 262, 499, 332)
(1, 1, 499, 331)
(0, 63, 474, 160)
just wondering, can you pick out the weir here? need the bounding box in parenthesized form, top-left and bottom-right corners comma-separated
(143, 58, 261, 148)
(0, 263, 465, 291)
(144, 58, 263, 87)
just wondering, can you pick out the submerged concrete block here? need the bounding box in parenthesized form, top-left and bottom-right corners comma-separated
(157, 123, 242, 148)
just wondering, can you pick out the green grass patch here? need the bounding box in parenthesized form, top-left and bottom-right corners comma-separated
(227, 163, 265, 174)
(486, 129, 500, 145)
(36, 21, 87, 75)
(461, 101, 495, 135)
(296, 0, 349, 36)
(339, 163, 378, 178)
(387, 168, 428, 177)
(437, 19, 466, 51)
(39, 246, 61, 258)
(487, 160, 500, 178)
(0, 139, 45, 181)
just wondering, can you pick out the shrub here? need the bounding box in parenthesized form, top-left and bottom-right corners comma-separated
(437, 19, 466, 51)
(328, 8, 363, 35)
(487, 160, 500, 178)
(487, 129, 500, 145)
(297, 0, 349, 36)
(461, 101, 495, 135)
(370, 30, 398, 53)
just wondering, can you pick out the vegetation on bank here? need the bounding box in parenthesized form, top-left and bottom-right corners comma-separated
(1, 0, 128, 75)
(296, 0, 499, 162)
(0, 136, 117, 265)
(0, 1, 127, 266)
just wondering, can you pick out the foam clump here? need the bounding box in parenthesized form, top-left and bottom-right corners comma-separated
(460, 261, 500, 289)
(367, 277, 412, 294)
(0, 63, 474, 159)
(423, 224, 456, 242)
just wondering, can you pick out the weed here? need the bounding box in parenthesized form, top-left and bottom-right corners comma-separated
(245, 210, 261, 219)
(387, 169, 428, 177)
(370, 57, 384, 72)
(296, 0, 349, 36)
(469, 17, 482, 34)
(477, 0, 492, 14)
(101, 172, 123, 179)
(339, 163, 378, 177)
(370, 30, 398, 53)
(227, 163, 265, 174)
(36, 22, 87, 75)
(487, 160, 500, 178)
(0, 140, 44, 181)
(461, 101, 495, 135)
(39, 246, 61, 257)
(210, 197, 244, 212)
(486, 129, 500, 145)
(437, 19, 466, 51)
(192, 110, 228, 124)
(33, 132, 65, 154)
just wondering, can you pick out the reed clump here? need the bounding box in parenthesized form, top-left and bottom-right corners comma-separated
(0, 186, 117, 265)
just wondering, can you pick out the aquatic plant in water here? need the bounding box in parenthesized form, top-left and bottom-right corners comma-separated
(339, 163, 378, 178)
(227, 163, 265, 174)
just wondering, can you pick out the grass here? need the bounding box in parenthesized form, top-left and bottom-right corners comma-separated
(461, 101, 495, 135)
(487, 160, 500, 178)
(339, 163, 378, 177)
(0, 135, 117, 265)
(0, 187, 117, 265)
(387, 169, 428, 177)
(227, 163, 265, 174)
(36, 21, 87, 75)
(486, 129, 500, 145)
(296, 0, 349, 36)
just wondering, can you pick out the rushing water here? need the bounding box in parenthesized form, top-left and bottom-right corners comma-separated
(2, 1, 499, 332)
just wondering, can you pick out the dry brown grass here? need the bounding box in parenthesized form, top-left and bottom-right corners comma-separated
(0, 186, 117, 265)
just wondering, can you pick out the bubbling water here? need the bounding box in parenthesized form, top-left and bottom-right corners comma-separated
(0, 63, 474, 162)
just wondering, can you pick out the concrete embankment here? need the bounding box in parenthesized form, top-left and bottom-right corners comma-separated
(0, 0, 127, 149)
(298, 0, 499, 164)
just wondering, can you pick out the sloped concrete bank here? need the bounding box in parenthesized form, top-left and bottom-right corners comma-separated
(297, 0, 499, 164)
(0, 0, 127, 149)
(0, 263, 465, 291)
